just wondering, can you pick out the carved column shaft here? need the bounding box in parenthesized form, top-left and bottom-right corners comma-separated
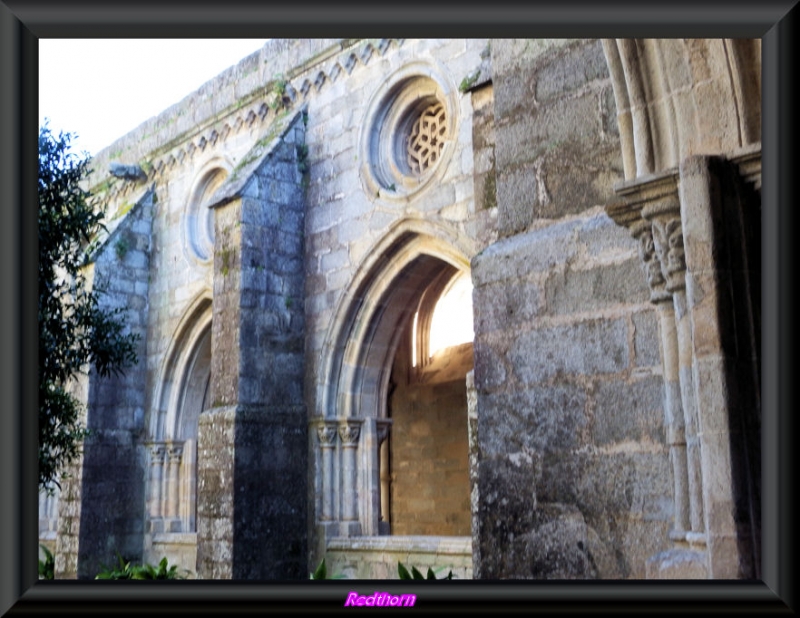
(339, 422, 361, 522)
(645, 204, 704, 536)
(148, 444, 166, 520)
(631, 218, 690, 535)
(377, 419, 392, 527)
(165, 443, 184, 521)
(316, 423, 338, 522)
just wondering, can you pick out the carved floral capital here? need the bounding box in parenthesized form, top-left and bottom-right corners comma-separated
(338, 423, 361, 447)
(317, 423, 338, 447)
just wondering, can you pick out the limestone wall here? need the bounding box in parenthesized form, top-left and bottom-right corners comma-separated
(48, 37, 760, 581)
(325, 536, 472, 580)
(301, 39, 490, 395)
(55, 190, 153, 578)
(471, 39, 671, 578)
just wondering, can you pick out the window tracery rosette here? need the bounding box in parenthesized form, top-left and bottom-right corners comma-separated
(359, 63, 457, 202)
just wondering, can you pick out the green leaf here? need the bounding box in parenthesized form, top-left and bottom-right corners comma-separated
(37, 123, 140, 490)
(310, 559, 327, 580)
(410, 566, 425, 580)
(397, 562, 412, 580)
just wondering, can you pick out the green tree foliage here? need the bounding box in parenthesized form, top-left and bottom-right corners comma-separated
(38, 124, 138, 489)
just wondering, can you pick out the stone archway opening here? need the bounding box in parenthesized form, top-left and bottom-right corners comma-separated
(317, 227, 476, 577)
(145, 298, 212, 574)
(384, 269, 473, 536)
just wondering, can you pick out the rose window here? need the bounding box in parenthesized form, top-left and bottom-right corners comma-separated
(406, 102, 447, 176)
(360, 69, 457, 199)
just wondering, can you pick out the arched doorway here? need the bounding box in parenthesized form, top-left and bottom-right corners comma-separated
(145, 296, 212, 573)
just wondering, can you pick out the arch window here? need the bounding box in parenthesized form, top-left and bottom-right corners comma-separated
(144, 298, 211, 576)
(314, 229, 475, 542)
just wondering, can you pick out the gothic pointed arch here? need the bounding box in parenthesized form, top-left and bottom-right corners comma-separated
(313, 218, 476, 537)
(602, 39, 762, 578)
(602, 38, 761, 179)
(146, 292, 212, 538)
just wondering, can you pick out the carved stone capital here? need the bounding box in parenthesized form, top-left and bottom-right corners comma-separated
(607, 169, 685, 301)
(649, 216, 686, 292)
(317, 423, 339, 447)
(630, 220, 670, 303)
(642, 197, 686, 293)
(376, 419, 392, 444)
(149, 443, 166, 464)
(338, 422, 361, 447)
(167, 443, 184, 463)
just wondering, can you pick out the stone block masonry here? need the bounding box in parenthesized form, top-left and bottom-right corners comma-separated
(55, 192, 153, 578)
(39, 38, 761, 587)
(198, 113, 308, 579)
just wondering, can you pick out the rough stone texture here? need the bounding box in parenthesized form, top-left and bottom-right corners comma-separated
(198, 115, 308, 579)
(389, 373, 471, 537)
(326, 536, 472, 580)
(43, 38, 761, 584)
(491, 39, 624, 234)
(53, 193, 153, 578)
(472, 197, 668, 577)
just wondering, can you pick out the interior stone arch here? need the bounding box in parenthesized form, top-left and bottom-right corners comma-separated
(144, 295, 212, 572)
(314, 220, 475, 540)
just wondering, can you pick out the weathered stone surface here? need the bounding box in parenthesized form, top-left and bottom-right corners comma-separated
(545, 260, 650, 315)
(44, 37, 761, 587)
(509, 319, 629, 384)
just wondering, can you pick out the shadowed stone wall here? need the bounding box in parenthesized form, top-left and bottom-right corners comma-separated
(388, 331, 472, 537)
(43, 37, 760, 582)
(55, 192, 153, 578)
(472, 39, 671, 579)
(197, 115, 308, 579)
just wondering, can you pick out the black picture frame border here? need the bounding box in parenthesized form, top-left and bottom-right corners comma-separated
(1, 1, 795, 614)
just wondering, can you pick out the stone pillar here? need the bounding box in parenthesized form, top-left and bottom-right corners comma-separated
(630, 220, 690, 535)
(377, 419, 392, 535)
(643, 202, 705, 538)
(165, 443, 183, 531)
(607, 151, 762, 579)
(197, 111, 308, 580)
(147, 443, 166, 525)
(316, 422, 338, 522)
(607, 171, 708, 578)
(339, 421, 362, 528)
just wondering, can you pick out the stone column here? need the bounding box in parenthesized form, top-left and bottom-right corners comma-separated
(377, 419, 392, 532)
(165, 443, 184, 531)
(630, 220, 690, 536)
(339, 420, 362, 529)
(147, 443, 166, 526)
(643, 202, 705, 538)
(607, 171, 708, 578)
(316, 421, 338, 522)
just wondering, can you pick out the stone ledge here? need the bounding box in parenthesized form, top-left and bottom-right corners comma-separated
(327, 535, 471, 556)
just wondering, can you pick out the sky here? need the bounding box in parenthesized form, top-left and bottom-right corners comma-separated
(39, 39, 271, 157)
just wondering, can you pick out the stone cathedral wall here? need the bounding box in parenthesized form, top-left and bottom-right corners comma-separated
(45, 37, 760, 582)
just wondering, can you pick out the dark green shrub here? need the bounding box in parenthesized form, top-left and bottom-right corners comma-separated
(38, 545, 54, 580)
(95, 554, 188, 580)
(397, 561, 453, 580)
